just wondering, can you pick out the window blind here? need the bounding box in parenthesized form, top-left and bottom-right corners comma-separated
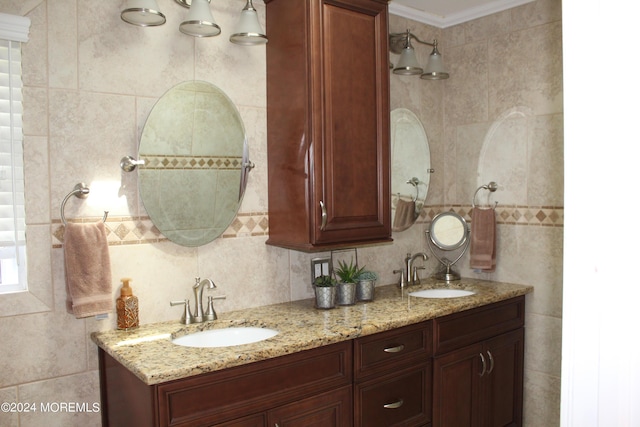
(0, 12, 30, 293)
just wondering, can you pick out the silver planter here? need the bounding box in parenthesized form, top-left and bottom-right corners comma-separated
(314, 286, 336, 309)
(337, 282, 357, 306)
(356, 280, 376, 301)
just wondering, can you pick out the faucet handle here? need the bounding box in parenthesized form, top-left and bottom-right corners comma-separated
(204, 295, 226, 321)
(412, 266, 425, 286)
(393, 269, 407, 289)
(170, 299, 194, 324)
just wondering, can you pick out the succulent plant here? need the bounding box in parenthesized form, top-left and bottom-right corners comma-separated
(313, 275, 337, 287)
(335, 260, 365, 284)
(356, 270, 378, 281)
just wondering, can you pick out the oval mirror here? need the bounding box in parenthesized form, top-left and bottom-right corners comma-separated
(138, 81, 250, 247)
(390, 108, 431, 232)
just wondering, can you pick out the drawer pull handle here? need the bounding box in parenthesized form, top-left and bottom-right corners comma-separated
(320, 201, 327, 231)
(383, 399, 404, 409)
(487, 350, 494, 374)
(383, 344, 405, 353)
(479, 352, 487, 376)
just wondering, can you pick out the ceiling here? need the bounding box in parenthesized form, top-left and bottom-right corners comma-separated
(389, 0, 535, 28)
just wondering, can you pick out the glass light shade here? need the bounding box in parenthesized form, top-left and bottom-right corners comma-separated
(393, 46, 423, 76)
(121, 0, 166, 26)
(421, 47, 449, 80)
(230, 0, 267, 45)
(179, 0, 221, 37)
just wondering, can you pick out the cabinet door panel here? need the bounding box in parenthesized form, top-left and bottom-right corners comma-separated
(268, 386, 352, 427)
(433, 343, 483, 427)
(312, 0, 390, 245)
(483, 329, 524, 427)
(214, 413, 266, 427)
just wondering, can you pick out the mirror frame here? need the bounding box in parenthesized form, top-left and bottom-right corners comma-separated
(428, 212, 469, 250)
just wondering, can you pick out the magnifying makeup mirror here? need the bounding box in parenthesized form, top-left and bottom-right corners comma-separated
(426, 212, 470, 281)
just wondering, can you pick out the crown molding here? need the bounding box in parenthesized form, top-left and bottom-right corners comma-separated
(389, 0, 535, 28)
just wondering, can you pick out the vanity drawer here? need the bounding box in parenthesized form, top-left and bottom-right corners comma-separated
(354, 362, 432, 427)
(157, 341, 352, 427)
(354, 321, 432, 381)
(433, 296, 525, 355)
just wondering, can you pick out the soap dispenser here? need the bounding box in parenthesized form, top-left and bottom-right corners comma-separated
(116, 278, 139, 330)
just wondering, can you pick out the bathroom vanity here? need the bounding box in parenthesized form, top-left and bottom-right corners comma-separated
(94, 280, 531, 427)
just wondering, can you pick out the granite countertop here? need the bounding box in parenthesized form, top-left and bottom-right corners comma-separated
(91, 279, 532, 385)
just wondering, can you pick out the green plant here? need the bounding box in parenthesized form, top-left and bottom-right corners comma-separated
(356, 270, 378, 281)
(313, 275, 337, 287)
(335, 260, 365, 284)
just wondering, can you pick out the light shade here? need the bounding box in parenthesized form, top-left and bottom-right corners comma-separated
(121, 0, 166, 27)
(230, 0, 267, 45)
(179, 0, 221, 37)
(421, 45, 449, 80)
(393, 42, 423, 76)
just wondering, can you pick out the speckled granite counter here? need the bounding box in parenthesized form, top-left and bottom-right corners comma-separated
(91, 279, 532, 385)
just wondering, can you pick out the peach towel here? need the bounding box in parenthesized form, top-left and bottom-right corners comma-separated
(393, 198, 416, 231)
(470, 207, 496, 272)
(64, 221, 113, 318)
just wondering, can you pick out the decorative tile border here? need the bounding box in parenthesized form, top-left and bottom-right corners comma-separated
(51, 212, 270, 248)
(419, 205, 564, 227)
(142, 155, 243, 170)
(51, 205, 561, 247)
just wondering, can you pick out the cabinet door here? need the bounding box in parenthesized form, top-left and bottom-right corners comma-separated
(482, 329, 524, 427)
(432, 343, 483, 427)
(432, 329, 524, 427)
(268, 386, 352, 427)
(312, 0, 390, 246)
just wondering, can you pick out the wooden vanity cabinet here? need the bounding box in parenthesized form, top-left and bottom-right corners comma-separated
(265, 0, 392, 251)
(431, 296, 525, 427)
(99, 341, 352, 427)
(353, 321, 433, 426)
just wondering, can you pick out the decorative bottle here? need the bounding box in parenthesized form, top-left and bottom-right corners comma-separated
(116, 278, 139, 330)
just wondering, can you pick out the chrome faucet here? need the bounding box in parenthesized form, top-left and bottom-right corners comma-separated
(394, 252, 428, 288)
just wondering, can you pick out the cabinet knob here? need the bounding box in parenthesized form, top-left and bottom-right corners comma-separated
(479, 352, 487, 376)
(319, 201, 327, 231)
(383, 398, 404, 409)
(383, 344, 405, 353)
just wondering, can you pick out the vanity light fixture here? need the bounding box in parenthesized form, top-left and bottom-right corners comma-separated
(121, 0, 267, 43)
(178, 0, 220, 37)
(121, 0, 166, 26)
(229, 0, 268, 45)
(389, 29, 449, 80)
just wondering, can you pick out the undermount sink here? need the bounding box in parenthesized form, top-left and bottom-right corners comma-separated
(409, 289, 475, 299)
(172, 327, 278, 348)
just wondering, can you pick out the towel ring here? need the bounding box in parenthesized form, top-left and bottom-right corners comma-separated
(60, 182, 109, 226)
(405, 177, 421, 202)
(472, 181, 499, 208)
